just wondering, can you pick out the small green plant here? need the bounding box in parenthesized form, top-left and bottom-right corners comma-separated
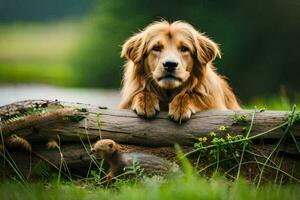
(67, 114, 86, 122)
(188, 106, 300, 185)
(232, 112, 248, 125)
(123, 160, 145, 178)
(0, 118, 27, 185)
(96, 112, 102, 139)
(193, 127, 252, 174)
(1, 107, 50, 123)
(78, 108, 88, 112)
(256, 105, 300, 188)
(31, 161, 51, 180)
(89, 169, 105, 185)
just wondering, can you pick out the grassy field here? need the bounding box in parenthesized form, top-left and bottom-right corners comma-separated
(1, 176, 300, 200)
(244, 95, 300, 110)
(0, 64, 76, 86)
(0, 22, 82, 86)
(0, 23, 80, 63)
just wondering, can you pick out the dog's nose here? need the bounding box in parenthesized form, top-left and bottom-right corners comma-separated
(163, 61, 178, 72)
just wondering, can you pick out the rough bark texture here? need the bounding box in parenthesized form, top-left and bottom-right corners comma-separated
(1, 99, 299, 145)
(0, 100, 299, 181)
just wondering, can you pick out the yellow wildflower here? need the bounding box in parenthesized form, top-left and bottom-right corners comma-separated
(235, 151, 240, 157)
(219, 125, 226, 131)
(209, 132, 217, 137)
(226, 133, 232, 140)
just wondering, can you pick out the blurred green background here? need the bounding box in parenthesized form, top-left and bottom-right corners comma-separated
(0, 0, 300, 107)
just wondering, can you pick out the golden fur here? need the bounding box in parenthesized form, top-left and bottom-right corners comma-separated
(90, 139, 122, 183)
(91, 139, 119, 159)
(120, 20, 240, 122)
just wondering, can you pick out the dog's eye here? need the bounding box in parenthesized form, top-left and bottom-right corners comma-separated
(180, 46, 189, 53)
(152, 45, 162, 52)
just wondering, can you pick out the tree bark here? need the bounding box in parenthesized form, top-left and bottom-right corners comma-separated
(1, 99, 299, 146)
(0, 100, 299, 180)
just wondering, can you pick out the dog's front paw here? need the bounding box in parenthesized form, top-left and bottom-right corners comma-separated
(168, 93, 194, 123)
(131, 92, 160, 118)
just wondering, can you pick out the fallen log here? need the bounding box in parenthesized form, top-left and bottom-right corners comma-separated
(1, 99, 299, 146)
(0, 100, 299, 181)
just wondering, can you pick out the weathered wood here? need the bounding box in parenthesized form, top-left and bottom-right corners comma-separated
(1, 100, 299, 181)
(0, 142, 187, 178)
(1, 100, 299, 147)
(2, 143, 299, 180)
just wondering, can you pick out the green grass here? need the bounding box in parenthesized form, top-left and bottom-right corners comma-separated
(1, 176, 300, 200)
(0, 22, 82, 63)
(0, 64, 77, 86)
(245, 95, 300, 110)
(0, 22, 82, 86)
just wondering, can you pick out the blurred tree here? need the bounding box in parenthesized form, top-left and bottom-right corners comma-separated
(0, 0, 94, 22)
(73, 0, 300, 101)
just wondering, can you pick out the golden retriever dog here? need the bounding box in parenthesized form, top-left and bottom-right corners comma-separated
(120, 20, 240, 123)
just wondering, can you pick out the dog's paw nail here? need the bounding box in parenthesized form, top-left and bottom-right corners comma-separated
(168, 115, 179, 123)
(168, 109, 192, 123)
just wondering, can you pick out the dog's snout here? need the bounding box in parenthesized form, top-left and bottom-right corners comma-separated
(163, 61, 178, 72)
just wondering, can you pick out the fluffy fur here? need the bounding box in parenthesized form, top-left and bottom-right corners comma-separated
(120, 20, 240, 122)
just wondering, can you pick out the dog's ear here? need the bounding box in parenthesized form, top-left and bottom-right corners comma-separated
(121, 31, 146, 63)
(194, 33, 221, 66)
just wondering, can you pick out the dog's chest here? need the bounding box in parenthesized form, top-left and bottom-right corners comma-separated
(157, 90, 178, 111)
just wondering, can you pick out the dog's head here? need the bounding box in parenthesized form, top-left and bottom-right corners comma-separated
(121, 21, 221, 89)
